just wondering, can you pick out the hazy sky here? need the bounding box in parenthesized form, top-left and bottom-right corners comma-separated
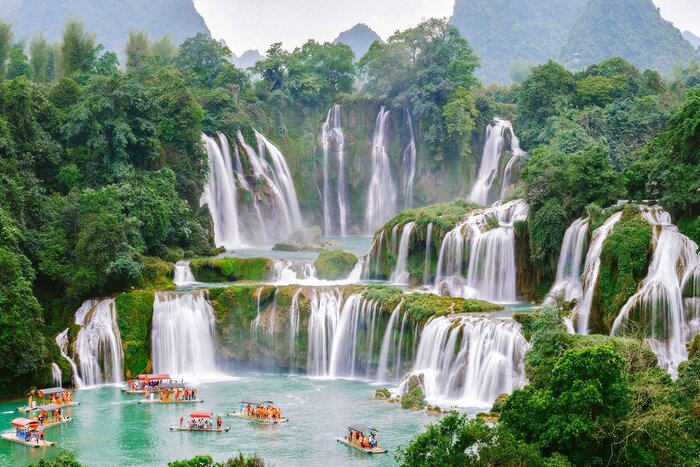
(193, 0, 700, 55)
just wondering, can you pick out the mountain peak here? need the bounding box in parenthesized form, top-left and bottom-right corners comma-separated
(334, 23, 382, 60)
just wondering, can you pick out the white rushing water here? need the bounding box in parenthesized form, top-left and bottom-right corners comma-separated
(201, 133, 242, 249)
(174, 260, 197, 287)
(56, 328, 83, 389)
(403, 315, 528, 407)
(611, 207, 699, 376)
(321, 104, 349, 236)
(366, 107, 397, 234)
(402, 109, 417, 209)
(151, 291, 218, 378)
(74, 299, 124, 386)
(435, 200, 528, 303)
(575, 211, 622, 334)
(391, 222, 416, 285)
(470, 119, 525, 206)
(307, 288, 344, 376)
(423, 223, 433, 285)
(546, 218, 589, 304)
(51, 363, 62, 387)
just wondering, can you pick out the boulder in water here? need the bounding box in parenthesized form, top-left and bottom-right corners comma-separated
(400, 374, 426, 410)
(287, 226, 322, 246)
(375, 387, 391, 399)
(314, 249, 358, 280)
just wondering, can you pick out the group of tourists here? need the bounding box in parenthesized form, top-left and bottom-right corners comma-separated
(145, 387, 197, 402)
(14, 426, 46, 444)
(348, 429, 378, 450)
(243, 403, 282, 420)
(36, 407, 65, 426)
(179, 415, 223, 430)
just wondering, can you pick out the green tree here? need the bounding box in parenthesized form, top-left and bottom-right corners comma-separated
(0, 21, 12, 79)
(7, 46, 34, 80)
(60, 20, 96, 77)
(176, 33, 232, 87)
(29, 34, 50, 82)
(126, 30, 150, 70)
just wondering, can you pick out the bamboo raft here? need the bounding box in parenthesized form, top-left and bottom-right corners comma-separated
(39, 417, 72, 429)
(1, 433, 56, 448)
(138, 398, 204, 404)
(336, 437, 387, 454)
(229, 411, 288, 424)
(169, 426, 230, 432)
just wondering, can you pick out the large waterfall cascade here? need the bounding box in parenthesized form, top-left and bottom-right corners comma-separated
(321, 104, 349, 236)
(470, 119, 526, 206)
(575, 211, 623, 334)
(73, 299, 124, 386)
(365, 107, 398, 234)
(151, 291, 219, 377)
(403, 314, 529, 407)
(610, 207, 699, 376)
(391, 222, 417, 285)
(546, 218, 589, 304)
(434, 200, 529, 303)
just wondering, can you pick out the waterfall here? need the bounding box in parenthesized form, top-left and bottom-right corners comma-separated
(575, 211, 622, 334)
(365, 107, 397, 234)
(423, 223, 433, 285)
(404, 315, 528, 407)
(328, 294, 382, 378)
(321, 104, 349, 236)
(376, 303, 406, 382)
(470, 119, 525, 206)
(74, 299, 124, 386)
(546, 218, 589, 304)
(51, 364, 62, 387)
(56, 329, 83, 389)
(611, 207, 699, 376)
(174, 261, 197, 287)
(307, 288, 343, 376)
(151, 291, 218, 377)
(391, 222, 417, 284)
(435, 200, 528, 303)
(289, 289, 302, 367)
(402, 109, 417, 209)
(201, 133, 242, 249)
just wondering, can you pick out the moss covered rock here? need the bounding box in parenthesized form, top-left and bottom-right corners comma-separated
(375, 387, 391, 399)
(402, 292, 502, 324)
(135, 257, 175, 290)
(115, 290, 155, 377)
(190, 257, 273, 282)
(314, 250, 358, 280)
(401, 374, 427, 409)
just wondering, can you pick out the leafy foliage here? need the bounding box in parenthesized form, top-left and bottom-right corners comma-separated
(313, 249, 358, 280)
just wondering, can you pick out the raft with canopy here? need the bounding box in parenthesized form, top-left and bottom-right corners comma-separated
(138, 382, 203, 404)
(123, 373, 171, 394)
(337, 426, 387, 454)
(28, 403, 73, 429)
(1, 418, 56, 448)
(17, 387, 79, 413)
(170, 411, 230, 432)
(229, 400, 288, 424)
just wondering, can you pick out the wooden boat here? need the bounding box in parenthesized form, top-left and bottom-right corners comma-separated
(138, 398, 203, 404)
(229, 400, 288, 424)
(28, 403, 73, 429)
(138, 382, 202, 404)
(170, 412, 230, 432)
(337, 426, 387, 455)
(122, 373, 171, 394)
(17, 387, 79, 412)
(1, 418, 56, 448)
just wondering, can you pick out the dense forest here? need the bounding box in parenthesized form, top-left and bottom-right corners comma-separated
(0, 11, 699, 466)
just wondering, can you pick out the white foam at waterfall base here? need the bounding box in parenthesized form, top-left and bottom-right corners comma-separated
(546, 218, 589, 304)
(74, 299, 124, 387)
(152, 291, 227, 381)
(174, 260, 197, 287)
(575, 211, 623, 334)
(271, 258, 365, 286)
(434, 199, 528, 303)
(365, 107, 397, 234)
(400, 314, 529, 408)
(611, 206, 699, 377)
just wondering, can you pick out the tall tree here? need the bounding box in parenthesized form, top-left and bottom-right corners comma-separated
(29, 34, 50, 82)
(0, 21, 13, 79)
(7, 45, 33, 80)
(126, 30, 150, 70)
(60, 20, 96, 77)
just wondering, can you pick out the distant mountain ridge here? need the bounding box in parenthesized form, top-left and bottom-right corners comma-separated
(683, 31, 700, 50)
(334, 23, 381, 60)
(449, 0, 699, 83)
(0, 0, 209, 58)
(232, 50, 263, 69)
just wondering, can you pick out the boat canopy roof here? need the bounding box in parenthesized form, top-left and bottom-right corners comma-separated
(38, 387, 64, 396)
(240, 400, 273, 406)
(190, 411, 211, 418)
(32, 403, 62, 412)
(348, 426, 378, 434)
(11, 418, 39, 429)
(138, 373, 170, 381)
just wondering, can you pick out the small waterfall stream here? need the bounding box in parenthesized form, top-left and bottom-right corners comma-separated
(423, 222, 433, 285)
(403, 315, 528, 407)
(56, 328, 83, 388)
(74, 299, 124, 386)
(174, 260, 197, 286)
(366, 107, 397, 234)
(51, 363, 62, 387)
(321, 104, 349, 236)
(151, 291, 218, 377)
(391, 222, 416, 284)
(546, 218, 589, 304)
(402, 109, 417, 209)
(576, 211, 622, 334)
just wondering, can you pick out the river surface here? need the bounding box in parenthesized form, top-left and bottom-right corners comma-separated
(0, 373, 476, 467)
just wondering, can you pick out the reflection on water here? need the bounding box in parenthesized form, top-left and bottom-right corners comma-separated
(0, 373, 478, 466)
